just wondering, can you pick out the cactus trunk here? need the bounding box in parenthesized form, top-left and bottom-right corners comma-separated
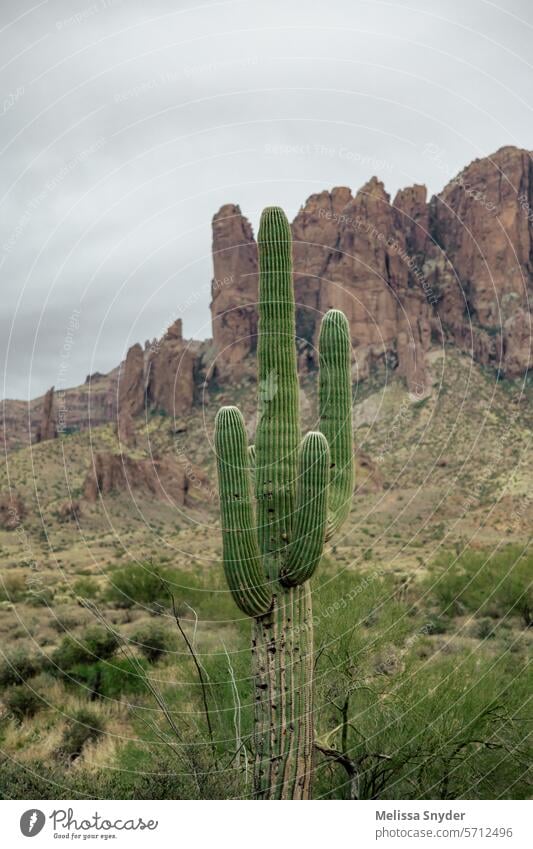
(214, 206, 353, 799)
(252, 584, 314, 799)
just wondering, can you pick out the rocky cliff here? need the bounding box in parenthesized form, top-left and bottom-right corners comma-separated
(210, 204, 259, 377)
(1, 369, 120, 453)
(116, 318, 197, 443)
(210, 145, 532, 389)
(426, 145, 532, 375)
(35, 386, 57, 443)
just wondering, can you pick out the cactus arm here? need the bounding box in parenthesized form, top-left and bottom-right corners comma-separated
(318, 309, 354, 541)
(280, 431, 329, 587)
(214, 406, 272, 617)
(255, 207, 300, 571)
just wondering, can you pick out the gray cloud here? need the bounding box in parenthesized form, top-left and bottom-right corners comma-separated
(1, 0, 532, 398)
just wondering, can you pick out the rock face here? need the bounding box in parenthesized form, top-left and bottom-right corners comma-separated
(426, 145, 532, 376)
(57, 499, 81, 523)
(118, 344, 146, 419)
(309, 177, 432, 392)
(83, 451, 208, 508)
(210, 204, 259, 377)
(35, 387, 57, 443)
(56, 370, 119, 435)
(3, 370, 120, 452)
(146, 319, 195, 416)
(117, 319, 196, 441)
(117, 343, 145, 446)
(211, 182, 434, 392)
(5, 322, 197, 453)
(211, 145, 532, 384)
(503, 308, 531, 376)
(291, 186, 353, 348)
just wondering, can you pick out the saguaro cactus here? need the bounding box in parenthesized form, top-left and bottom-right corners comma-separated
(214, 207, 353, 799)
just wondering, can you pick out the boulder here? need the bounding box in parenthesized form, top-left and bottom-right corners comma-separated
(0, 493, 25, 530)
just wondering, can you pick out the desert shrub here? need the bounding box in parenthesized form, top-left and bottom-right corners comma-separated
(0, 648, 42, 687)
(314, 599, 531, 801)
(72, 577, 100, 599)
(0, 573, 27, 602)
(51, 627, 120, 672)
(105, 562, 173, 610)
(131, 622, 176, 662)
(105, 562, 238, 622)
(473, 617, 497, 639)
(25, 586, 55, 606)
(50, 610, 87, 634)
(425, 546, 532, 625)
(305, 563, 531, 800)
(169, 567, 255, 624)
(424, 615, 449, 635)
(2, 685, 43, 721)
(98, 657, 148, 698)
(313, 566, 413, 670)
(26, 744, 242, 800)
(200, 639, 254, 754)
(0, 760, 67, 799)
(58, 709, 104, 761)
(68, 657, 148, 699)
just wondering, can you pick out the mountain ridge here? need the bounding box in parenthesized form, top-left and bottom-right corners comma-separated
(2, 144, 531, 454)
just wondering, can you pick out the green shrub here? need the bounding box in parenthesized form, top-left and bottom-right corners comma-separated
(314, 622, 531, 799)
(0, 574, 27, 603)
(58, 709, 104, 761)
(3, 685, 43, 722)
(92, 745, 241, 799)
(425, 615, 449, 635)
(131, 622, 175, 662)
(0, 748, 242, 800)
(473, 617, 497, 639)
(72, 577, 100, 599)
(425, 546, 532, 625)
(50, 611, 85, 634)
(98, 657, 148, 698)
(0, 648, 42, 687)
(0, 760, 58, 799)
(68, 657, 148, 699)
(51, 627, 120, 672)
(105, 562, 238, 622)
(105, 562, 173, 610)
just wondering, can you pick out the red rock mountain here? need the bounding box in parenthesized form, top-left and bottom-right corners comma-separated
(211, 145, 532, 392)
(2, 145, 531, 451)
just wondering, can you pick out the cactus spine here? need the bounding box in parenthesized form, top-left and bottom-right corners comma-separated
(215, 207, 353, 799)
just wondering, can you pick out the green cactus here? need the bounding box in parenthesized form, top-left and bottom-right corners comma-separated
(215, 206, 353, 799)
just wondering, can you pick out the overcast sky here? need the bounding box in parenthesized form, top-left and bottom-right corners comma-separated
(1, 0, 532, 399)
